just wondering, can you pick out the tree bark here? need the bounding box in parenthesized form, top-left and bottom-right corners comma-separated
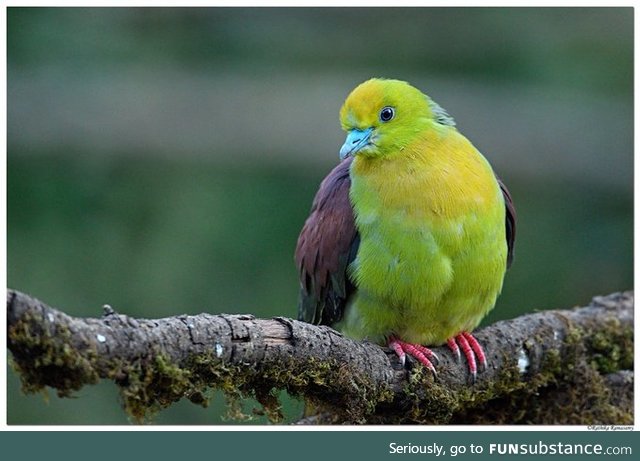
(7, 289, 633, 424)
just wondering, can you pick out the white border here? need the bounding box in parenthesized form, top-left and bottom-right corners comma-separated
(2, 1, 637, 432)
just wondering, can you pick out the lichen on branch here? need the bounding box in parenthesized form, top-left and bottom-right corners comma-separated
(6, 289, 634, 424)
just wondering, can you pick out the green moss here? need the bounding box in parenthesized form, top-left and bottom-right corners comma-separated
(9, 304, 633, 425)
(379, 316, 632, 425)
(403, 371, 458, 424)
(587, 319, 633, 374)
(117, 353, 204, 423)
(8, 311, 99, 398)
(112, 315, 632, 425)
(257, 356, 395, 423)
(451, 321, 632, 425)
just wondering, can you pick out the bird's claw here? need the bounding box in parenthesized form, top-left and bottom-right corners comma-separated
(388, 336, 437, 377)
(463, 332, 487, 372)
(387, 332, 486, 382)
(447, 331, 487, 381)
(447, 338, 461, 363)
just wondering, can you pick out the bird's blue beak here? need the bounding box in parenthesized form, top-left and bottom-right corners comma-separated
(339, 128, 373, 159)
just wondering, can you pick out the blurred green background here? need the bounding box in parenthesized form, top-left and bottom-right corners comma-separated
(7, 7, 633, 425)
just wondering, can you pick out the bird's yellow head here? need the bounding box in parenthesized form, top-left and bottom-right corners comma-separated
(338, 78, 455, 159)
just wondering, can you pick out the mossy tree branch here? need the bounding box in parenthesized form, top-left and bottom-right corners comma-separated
(7, 289, 633, 424)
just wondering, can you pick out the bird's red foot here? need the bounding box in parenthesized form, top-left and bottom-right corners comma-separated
(447, 331, 487, 381)
(388, 335, 439, 376)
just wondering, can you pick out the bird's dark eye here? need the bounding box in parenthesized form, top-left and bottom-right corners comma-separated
(379, 106, 395, 122)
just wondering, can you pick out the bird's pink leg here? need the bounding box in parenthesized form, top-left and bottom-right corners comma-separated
(462, 332, 487, 371)
(447, 338, 460, 362)
(388, 336, 439, 376)
(456, 333, 476, 378)
(447, 331, 487, 382)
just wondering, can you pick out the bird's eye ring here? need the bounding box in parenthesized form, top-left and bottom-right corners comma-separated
(379, 106, 395, 122)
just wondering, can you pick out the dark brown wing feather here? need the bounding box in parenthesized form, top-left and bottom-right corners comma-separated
(295, 157, 359, 326)
(497, 177, 517, 268)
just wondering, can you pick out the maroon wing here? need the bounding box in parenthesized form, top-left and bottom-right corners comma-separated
(295, 157, 359, 326)
(497, 177, 517, 268)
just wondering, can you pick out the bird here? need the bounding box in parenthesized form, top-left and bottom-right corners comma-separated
(295, 78, 516, 380)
